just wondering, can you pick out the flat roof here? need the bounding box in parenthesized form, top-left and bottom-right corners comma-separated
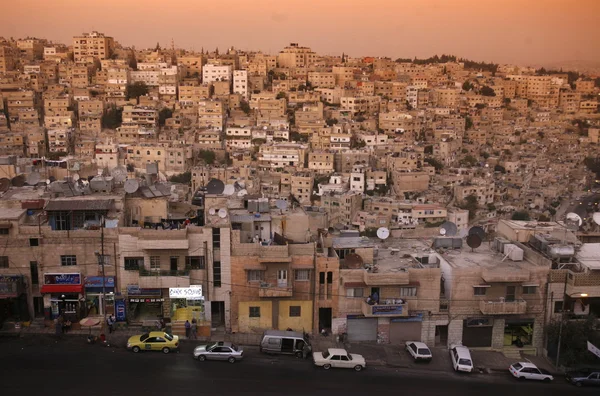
(0, 208, 26, 220)
(441, 241, 543, 269)
(577, 243, 600, 270)
(374, 238, 436, 272)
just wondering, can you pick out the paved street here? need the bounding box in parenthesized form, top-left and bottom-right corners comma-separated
(0, 335, 593, 396)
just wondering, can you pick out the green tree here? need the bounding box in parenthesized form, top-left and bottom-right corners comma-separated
(276, 92, 287, 99)
(325, 118, 338, 126)
(460, 155, 478, 167)
(481, 151, 490, 159)
(169, 171, 191, 184)
(101, 105, 122, 129)
(240, 100, 251, 115)
(462, 81, 473, 91)
(158, 107, 173, 127)
(480, 86, 496, 96)
(546, 315, 599, 367)
(461, 194, 479, 220)
(128, 49, 137, 70)
(198, 149, 216, 165)
(424, 157, 444, 171)
(126, 82, 149, 102)
(465, 116, 473, 130)
(511, 211, 530, 221)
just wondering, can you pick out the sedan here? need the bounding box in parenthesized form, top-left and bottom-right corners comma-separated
(127, 332, 179, 354)
(405, 341, 432, 362)
(566, 369, 600, 387)
(313, 348, 366, 372)
(509, 362, 553, 382)
(193, 341, 244, 363)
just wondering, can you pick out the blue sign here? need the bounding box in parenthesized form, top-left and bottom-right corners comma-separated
(126, 285, 161, 296)
(44, 273, 81, 285)
(84, 276, 115, 288)
(372, 304, 404, 316)
(391, 313, 423, 323)
(115, 299, 126, 322)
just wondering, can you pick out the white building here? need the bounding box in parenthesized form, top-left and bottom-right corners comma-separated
(203, 64, 232, 84)
(233, 70, 248, 99)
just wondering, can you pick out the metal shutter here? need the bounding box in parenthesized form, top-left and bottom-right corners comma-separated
(389, 321, 422, 345)
(347, 318, 377, 342)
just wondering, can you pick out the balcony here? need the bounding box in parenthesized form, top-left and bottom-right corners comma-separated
(479, 299, 527, 315)
(258, 282, 293, 298)
(363, 270, 409, 286)
(138, 269, 190, 289)
(362, 300, 408, 317)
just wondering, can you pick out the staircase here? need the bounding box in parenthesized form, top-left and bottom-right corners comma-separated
(171, 320, 187, 338)
(502, 348, 523, 360)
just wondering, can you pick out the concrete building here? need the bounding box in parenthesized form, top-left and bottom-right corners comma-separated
(202, 64, 232, 84)
(277, 43, 317, 68)
(233, 70, 248, 99)
(198, 100, 225, 130)
(72, 31, 114, 63)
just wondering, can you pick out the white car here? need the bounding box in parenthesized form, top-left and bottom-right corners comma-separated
(313, 348, 366, 371)
(509, 362, 553, 382)
(449, 344, 473, 373)
(405, 341, 432, 362)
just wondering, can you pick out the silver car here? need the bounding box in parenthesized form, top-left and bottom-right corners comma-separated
(193, 341, 244, 363)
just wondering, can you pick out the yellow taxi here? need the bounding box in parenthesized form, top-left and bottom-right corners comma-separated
(127, 331, 179, 354)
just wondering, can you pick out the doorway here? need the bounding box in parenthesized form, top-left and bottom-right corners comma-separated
(211, 301, 225, 327)
(506, 286, 516, 302)
(319, 308, 332, 333)
(33, 297, 45, 317)
(435, 325, 448, 347)
(277, 270, 288, 288)
(370, 287, 380, 303)
(170, 257, 178, 272)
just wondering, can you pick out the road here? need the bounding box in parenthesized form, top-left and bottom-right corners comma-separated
(0, 335, 593, 396)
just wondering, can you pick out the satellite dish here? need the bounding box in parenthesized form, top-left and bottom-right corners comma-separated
(0, 178, 10, 192)
(124, 179, 140, 194)
(377, 227, 390, 240)
(72, 173, 80, 181)
(440, 221, 458, 236)
(49, 176, 56, 182)
(468, 226, 486, 241)
(218, 208, 228, 218)
(565, 212, 583, 227)
(593, 212, 600, 226)
(208, 208, 216, 215)
(237, 189, 248, 197)
(223, 184, 235, 196)
(11, 175, 26, 187)
(206, 179, 225, 195)
(276, 199, 288, 210)
(26, 172, 41, 186)
(344, 253, 363, 269)
(466, 234, 482, 250)
(111, 166, 127, 183)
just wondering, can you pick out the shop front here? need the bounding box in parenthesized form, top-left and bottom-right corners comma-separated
(40, 273, 84, 320)
(126, 285, 164, 322)
(0, 275, 29, 323)
(84, 276, 115, 317)
(169, 286, 205, 321)
(503, 318, 534, 348)
(462, 317, 493, 348)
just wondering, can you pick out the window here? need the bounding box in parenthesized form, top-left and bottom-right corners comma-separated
(213, 261, 221, 287)
(150, 256, 161, 270)
(0, 228, 9, 235)
(124, 257, 143, 271)
(295, 269, 310, 281)
(554, 301, 563, 313)
(60, 255, 76, 266)
(249, 306, 260, 318)
(400, 287, 417, 297)
(0, 256, 8, 268)
(247, 270, 263, 282)
(212, 228, 221, 249)
(346, 288, 364, 298)
(473, 287, 487, 296)
(30, 261, 39, 284)
(522, 286, 536, 295)
(186, 256, 205, 270)
(289, 306, 301, 317)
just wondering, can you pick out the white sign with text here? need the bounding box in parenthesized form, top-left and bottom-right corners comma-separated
(169, 286, 203, 299)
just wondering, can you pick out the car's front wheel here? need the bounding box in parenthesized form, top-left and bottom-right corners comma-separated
(162, 347, 170, 354)
(575, 382, 582, 387)
(198, 355, 206, 361)
(323, 364, 331, 370)
(295, 351, 303, 358)
(518, 376, 525, 381)
(228, 357, 236, 364)
(132, 346, 140, 353)
(543, 378, 551, 383)
(354, 365, 363, 372)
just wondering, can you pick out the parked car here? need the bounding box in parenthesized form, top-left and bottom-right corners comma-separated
(127, 331, 179, 354)
(566, 368, 600, 387)
(193, 341, 244, 363)
(449, 344, 473, 373)
(405, 341, 432, 362)
(260, 330, 311, 358)
(313, 348, 366, 371)
(509, 362, 553, 382)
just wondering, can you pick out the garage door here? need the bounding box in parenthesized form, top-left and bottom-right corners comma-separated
(389, 321, 422, 345)
(462, 324, 493, 347)
(347, 318, 377, 342)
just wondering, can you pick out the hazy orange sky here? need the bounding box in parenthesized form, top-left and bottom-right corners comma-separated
(2, 0, 599, 66)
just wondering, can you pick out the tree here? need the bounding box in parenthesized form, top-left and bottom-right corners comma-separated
(460, 155, 478, 167)
(462, 194, 479, 220)
(546, 315, 599, 367)
(462, 81, 473, 91)
(325, 118, 338, 126)
(481, 151, 490, 159)
(424, 157, 444, 171)
(480, 86, 496, 97)
(240, 100, 251, 115)
(128, 49, 137, 70)
(158, 107, 173, 127)
(169, 171, 191, 184)
(126, 82, 149, 102)
(465, 116, 473, 130)
(198, 149, 216, 165)
(101, 105, 122, 129)
(511, 211, 530, 221)
(276, 92, 287, 99)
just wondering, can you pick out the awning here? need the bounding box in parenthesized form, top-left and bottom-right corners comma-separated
(40, 284, 84, 294)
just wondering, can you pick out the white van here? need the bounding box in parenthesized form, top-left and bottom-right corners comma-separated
(260, 330, 311, 358)
(449, 344, 473, 373)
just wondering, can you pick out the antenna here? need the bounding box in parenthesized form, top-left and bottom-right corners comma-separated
(439, 221, 458, 236)
(124, 179, 140, 194)
(218, 208, 228, 218)
(376, 227, 390, 240)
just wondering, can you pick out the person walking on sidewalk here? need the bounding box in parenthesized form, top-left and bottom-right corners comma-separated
(185, 320, 191, 338)
(106, 315, 115, 334)
(190, 319, 197, 340)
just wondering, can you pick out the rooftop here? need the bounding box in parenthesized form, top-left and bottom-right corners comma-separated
(374, 238, 437, 272)
(441, 241, 544, 269)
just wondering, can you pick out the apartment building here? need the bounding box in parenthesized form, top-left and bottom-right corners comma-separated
(106, 68, 129, 99)
(178, 84, 211, 105)
(202, 64, 232, 84)
(277, 43, 317, 68)
(72, 31, 114, 63)
(0, 44, 16, 74)
(250, 93, 286, 117)
(258, 143, 307, 170)
(340, 96, 381, 115)
(308, 72, 336, 89)
(454, 180, 495, 206)
(308, 151, 334, 174)
(379, 111, 414, 135)
(233, 70, 248, 99)
(290, 173, 314, 204)
(321, 191, 362, 227)
(198, 100, 225, 130)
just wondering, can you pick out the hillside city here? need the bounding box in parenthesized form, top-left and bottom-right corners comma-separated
(0, 31, 599, 375)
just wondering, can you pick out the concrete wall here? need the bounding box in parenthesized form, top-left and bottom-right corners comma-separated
(278, 300, 313, 332)
(238, 301, 272, 332)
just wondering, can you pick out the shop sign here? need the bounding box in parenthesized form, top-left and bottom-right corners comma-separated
(115, 299, 126, 322)
(128, 298, 165, 303)
(372, 304, 404, 316)
(44, 273, 81, 285)
(0, 275, 23, 283)
(0, 276, 23, 297)
(84, 276, 115, 288)
(169, 286, 203, 299)
(126, 285, 161, 296)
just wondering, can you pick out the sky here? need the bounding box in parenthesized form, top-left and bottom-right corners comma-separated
(1, 0, 599, 66)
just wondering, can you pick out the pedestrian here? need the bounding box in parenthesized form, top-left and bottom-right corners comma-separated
(190, 319, 197, 340)
(106, 315, 114, 334)
(109, 315, 116, 332)
(185, 320, 191, 338)
(55, 318, 62, 338)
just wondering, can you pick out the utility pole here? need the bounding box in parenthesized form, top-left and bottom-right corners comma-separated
(99, 217, 107, 338)
(555, 275, 568, 368)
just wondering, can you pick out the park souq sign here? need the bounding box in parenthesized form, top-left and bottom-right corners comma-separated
(169, 286, 203, 299)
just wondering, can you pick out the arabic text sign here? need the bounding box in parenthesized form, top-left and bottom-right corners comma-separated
(169, 286, 203, 299)
(44, 273, 81, 285)
(588, 341, 600, 359)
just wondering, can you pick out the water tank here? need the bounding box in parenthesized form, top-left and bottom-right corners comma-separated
(548, 245, 575, 259)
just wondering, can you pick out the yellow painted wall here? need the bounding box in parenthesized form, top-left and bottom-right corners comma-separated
(278, 300, 313, 332)
(238, 301, 272, 333)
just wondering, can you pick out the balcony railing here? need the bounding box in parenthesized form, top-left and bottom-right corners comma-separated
(139, 269, 190, 277)
(258, 283, 293, 298)
(362, 300, 408, 317)
(479, 299, 527, 315)
(138, 269, 191, 288)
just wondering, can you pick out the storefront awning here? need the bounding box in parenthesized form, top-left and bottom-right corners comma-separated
(40, 284, 84, 294)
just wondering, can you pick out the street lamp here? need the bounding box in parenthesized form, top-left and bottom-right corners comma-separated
(556, 292, 589, 368)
